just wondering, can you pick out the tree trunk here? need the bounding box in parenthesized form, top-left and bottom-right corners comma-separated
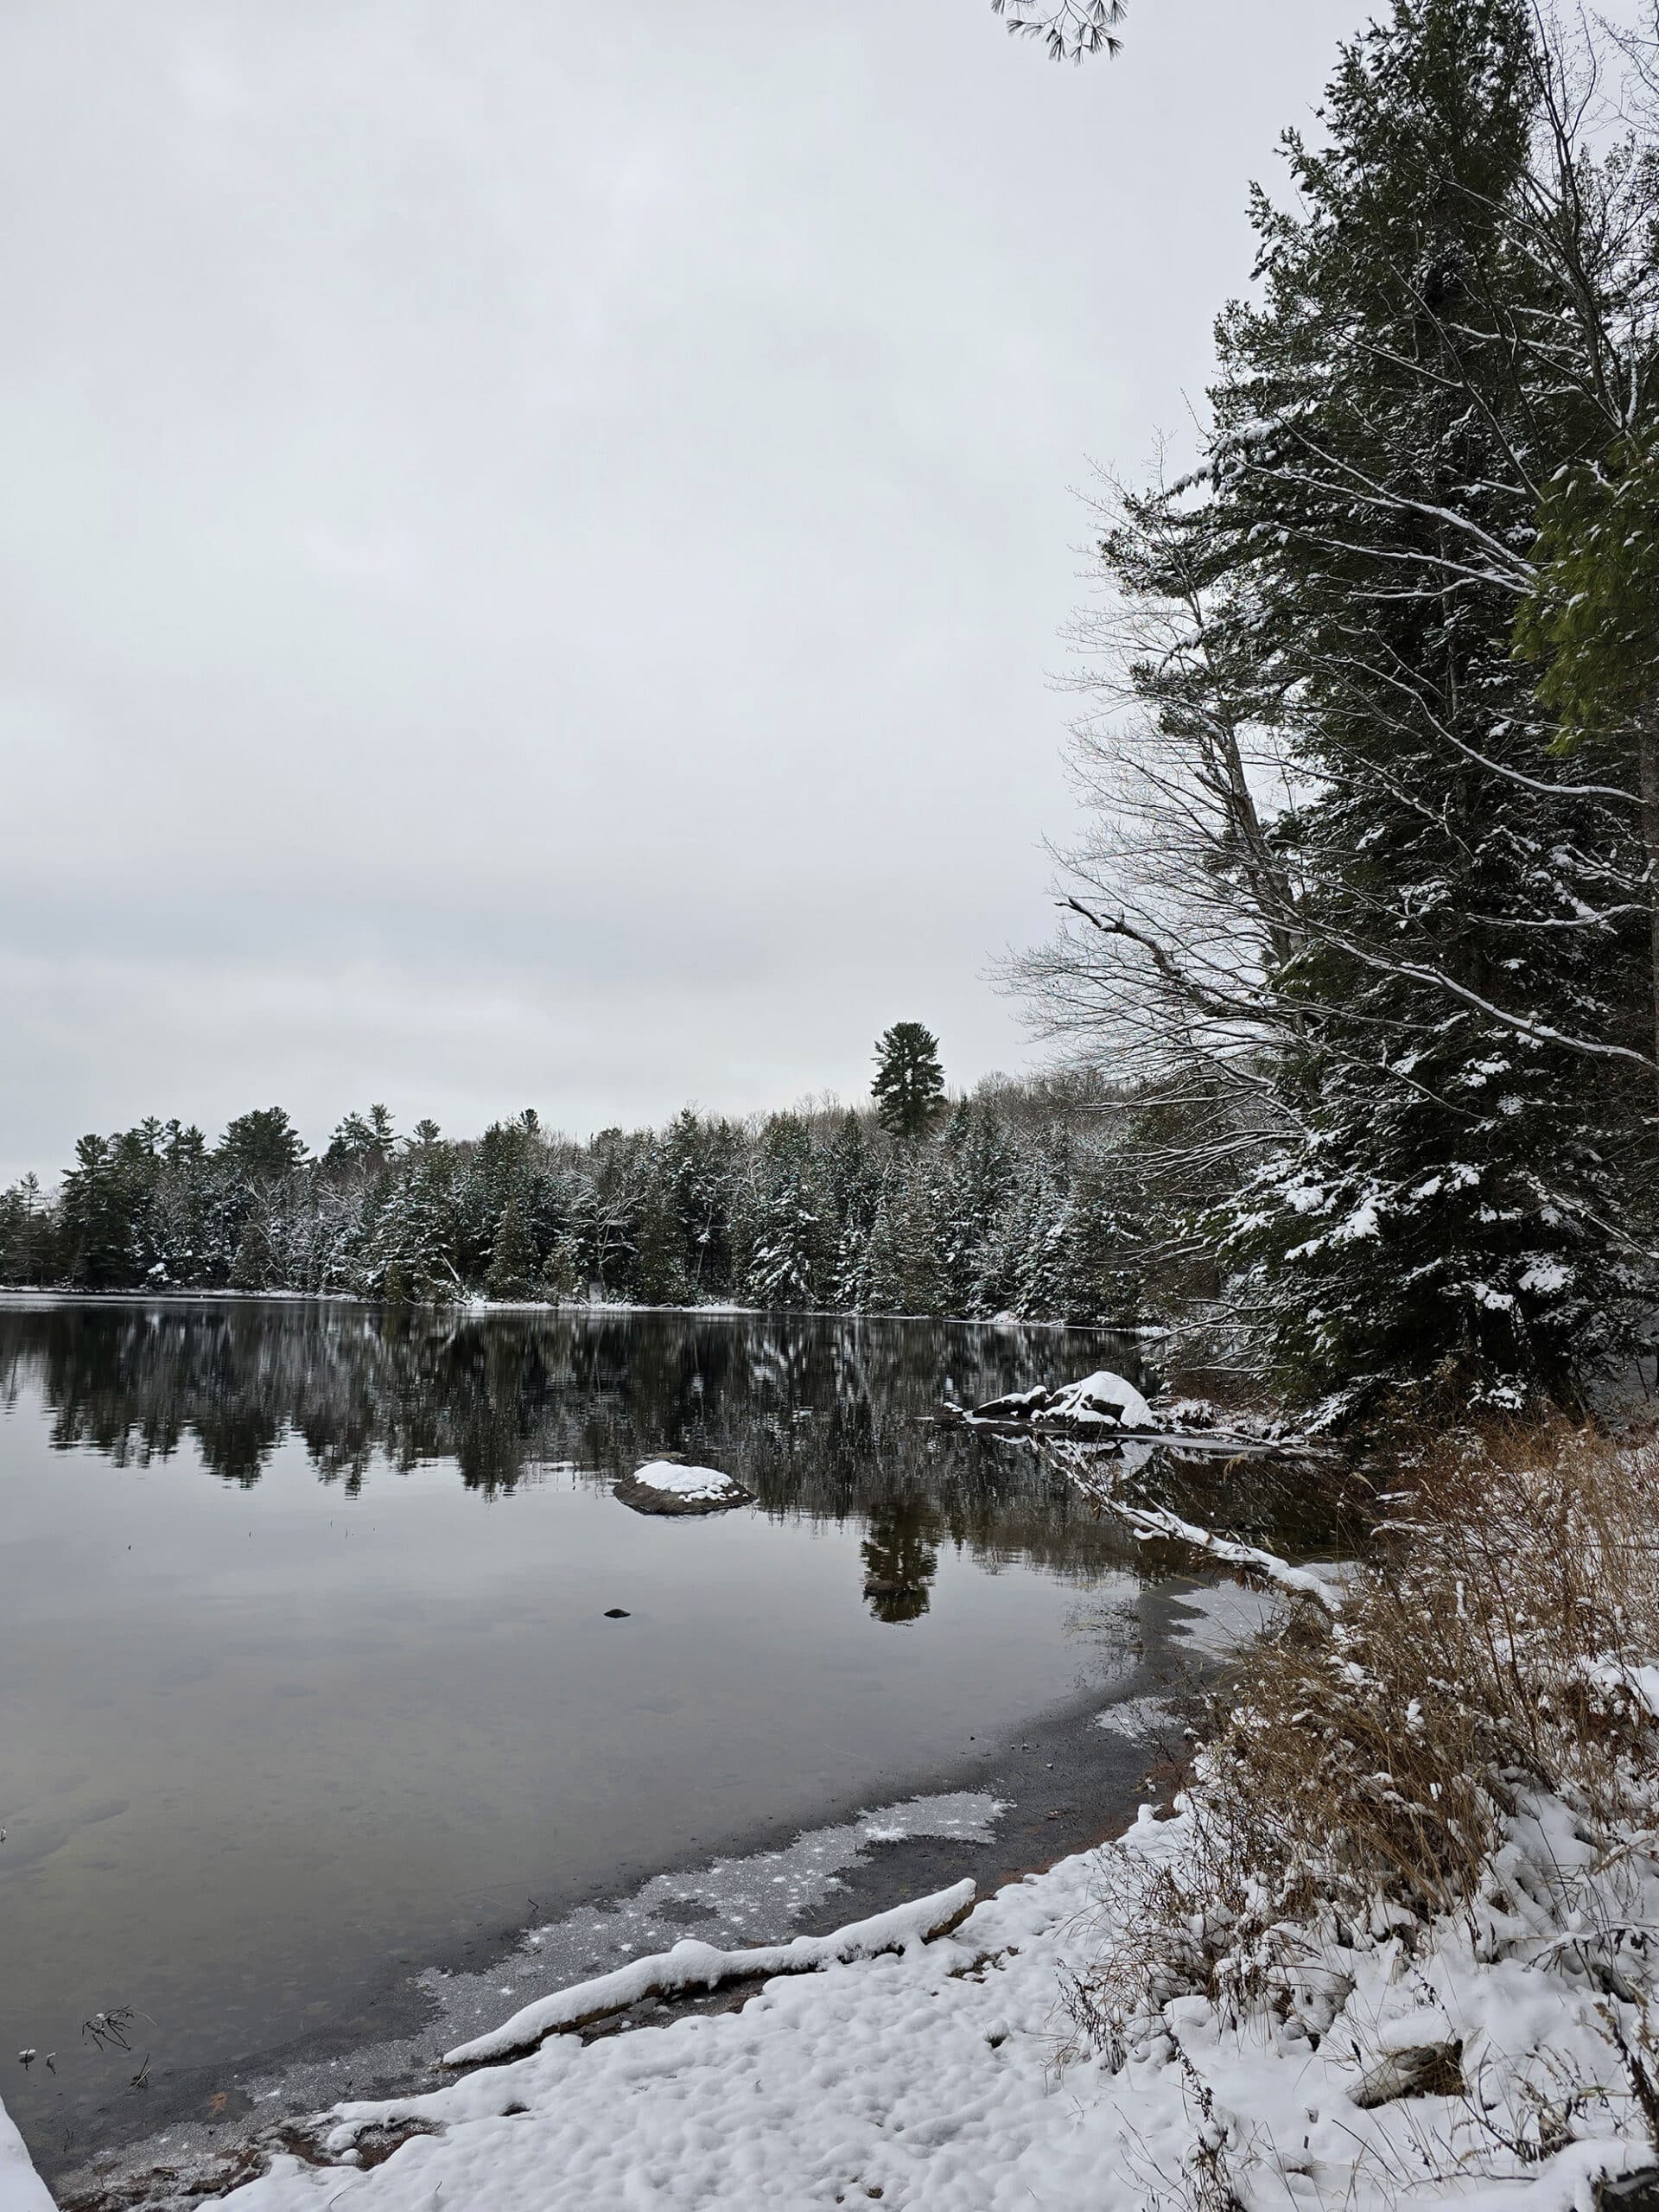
(1643, 709, 1659, 1109)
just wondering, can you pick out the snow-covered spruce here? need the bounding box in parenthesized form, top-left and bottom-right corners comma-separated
(612, 1461, 754, 1516)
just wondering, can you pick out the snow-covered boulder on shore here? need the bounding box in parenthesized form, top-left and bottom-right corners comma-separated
(613, 1460, 754, 1517)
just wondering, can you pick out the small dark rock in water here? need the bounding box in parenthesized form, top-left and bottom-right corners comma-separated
(603, 1608, 631, 1619)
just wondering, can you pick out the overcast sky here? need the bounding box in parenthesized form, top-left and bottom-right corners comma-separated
(0, 0, 1345, 1179)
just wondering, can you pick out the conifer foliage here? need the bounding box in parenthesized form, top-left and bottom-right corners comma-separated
(1025, 0, 1659, 1412)
(871, 1023, 947, 1140)
(0, 1079, 1146, 1327)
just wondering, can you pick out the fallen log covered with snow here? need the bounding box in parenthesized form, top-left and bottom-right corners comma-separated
(441, 1878, 978, 2067)
(939, 1369, 1324, 1458)
(942, 1368, 1155, 1435)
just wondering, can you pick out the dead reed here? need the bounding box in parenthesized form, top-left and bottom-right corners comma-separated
(1066, 1422, 1659, 2066)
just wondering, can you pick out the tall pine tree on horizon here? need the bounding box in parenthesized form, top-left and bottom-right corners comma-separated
(871, 1023, 946, 1141)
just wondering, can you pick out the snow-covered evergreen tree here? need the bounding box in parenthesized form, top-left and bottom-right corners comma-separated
(741, 1116, 826, 1309)
(485, 1192, 537, 1300)
(1209, 0, 1650, 1408)
(1027, 0, 1659, 1410)
(355, 1154, 461, 1305)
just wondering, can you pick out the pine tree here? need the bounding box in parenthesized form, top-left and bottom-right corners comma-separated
(1197, 0, 1649, 1408)
(1518, 431, 1659, 1093)
(871, 1023, 945, 1140)
(218, 1108, 307, 1182)
(741, 1116, 825, 1308)
(60, 1134, 140, 1287)
(485, 1192, 537, 1300)
(935, 1100, 1017, 1313)
(357, 1154, 461, 1304)
(861, 1153, 949, 1314)
(0, 1173, 52, 1285)
(823, 1112, 879, 1305)
(658, 1109, 741, 1297)
(227, 1217, 271, 1290)
(633, 1142, 693, 1306)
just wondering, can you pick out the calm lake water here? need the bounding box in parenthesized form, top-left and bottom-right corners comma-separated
(0, 1298, 1330, 2178)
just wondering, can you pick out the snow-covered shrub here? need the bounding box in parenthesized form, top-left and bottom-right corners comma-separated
(1068, 1426, 1659, 2080)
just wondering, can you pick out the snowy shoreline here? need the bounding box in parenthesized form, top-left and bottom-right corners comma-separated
(0, 1287, 1164, 1334)
(34, 1614, 1216, 2209)
(29, 1778, 1658, 2211)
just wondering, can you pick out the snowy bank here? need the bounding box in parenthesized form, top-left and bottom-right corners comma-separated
(190, 1430, 1659, 2211)
(182, 1790, 1659, 2212)
(0, 2095, 53, 2212)
(442, 1879, 977, 2063)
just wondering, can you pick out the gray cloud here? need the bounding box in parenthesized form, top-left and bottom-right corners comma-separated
(1, 0, 1340, 1177)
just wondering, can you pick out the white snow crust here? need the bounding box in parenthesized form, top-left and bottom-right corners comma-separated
(0, 2096, 53, 2212)
(631, 1461, 741, 1500)
(1034, 1368, 1154, 1431)
(195, 1776, 1659, 2212)
(443, 1880, 976, 2064)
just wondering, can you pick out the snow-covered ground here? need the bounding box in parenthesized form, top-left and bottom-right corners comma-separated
(0, 2096, 52, 2212)
(21, 1772, 1649, 2211)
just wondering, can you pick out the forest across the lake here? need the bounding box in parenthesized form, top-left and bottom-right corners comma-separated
(0, 1071, 1151, 1330)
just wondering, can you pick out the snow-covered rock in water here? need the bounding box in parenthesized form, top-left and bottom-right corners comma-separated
(951, 1370, 1157, 1434)
(1032, 1370, 1155, 1433)
(613, 1461, 753, 1517)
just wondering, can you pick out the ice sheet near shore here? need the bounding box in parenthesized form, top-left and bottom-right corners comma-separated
(145, 1779, 1659, 2212)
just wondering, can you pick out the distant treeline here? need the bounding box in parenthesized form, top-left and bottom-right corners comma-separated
(0, 1076, 1146, 1325)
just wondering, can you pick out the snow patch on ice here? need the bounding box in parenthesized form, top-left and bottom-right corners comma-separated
(1164, 1580, 1279, 1657)
(1091, 1696, 1174, 1740)
(70, 1789, 1015, 2202)
(442, 1882, 978, 2064)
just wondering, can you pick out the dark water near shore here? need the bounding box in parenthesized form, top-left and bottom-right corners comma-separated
(0, 1298, 1338, 2178)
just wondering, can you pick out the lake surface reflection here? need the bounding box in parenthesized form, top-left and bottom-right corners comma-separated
(0, 1300, 1320, 2172)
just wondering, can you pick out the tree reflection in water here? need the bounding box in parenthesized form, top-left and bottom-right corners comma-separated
(861, 1503, 942, 1623)
(0, 1299, 1355, 1588)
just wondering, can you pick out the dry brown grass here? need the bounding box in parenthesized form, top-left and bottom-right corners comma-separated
(1066, 1421, 1659, 2065)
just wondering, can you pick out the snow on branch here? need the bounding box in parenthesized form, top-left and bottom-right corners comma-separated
(1044, 1441, 1343, 1613)
(442, 1880, 978, 2068)
(1107, 1498, 1342, 1612)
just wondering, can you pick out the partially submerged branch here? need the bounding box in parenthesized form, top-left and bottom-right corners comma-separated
(441, 1881, 978, 2068)
(1041, 1438, 1343, 1612)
